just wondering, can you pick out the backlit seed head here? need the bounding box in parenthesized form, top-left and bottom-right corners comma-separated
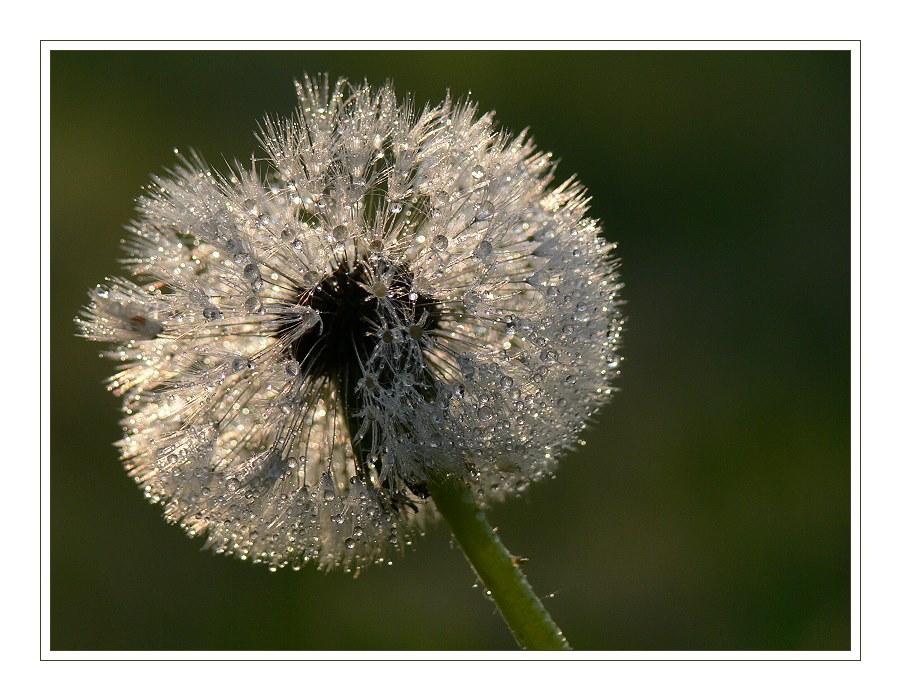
(76, 76, 624, 574)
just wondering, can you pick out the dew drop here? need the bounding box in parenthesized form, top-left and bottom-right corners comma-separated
(230, 356, 250, 374)
(540, 348, 559, 363)
(322, 473, 336, 502)
(474, 239, 493, 259)
(245, 296, 263, 314)
(284, 360, 301, 377)
(475, 200, 495, 221)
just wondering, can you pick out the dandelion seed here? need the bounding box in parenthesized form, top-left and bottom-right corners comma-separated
(77, 76, 624, 573)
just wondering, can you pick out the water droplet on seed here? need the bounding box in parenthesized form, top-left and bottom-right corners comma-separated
(475, 201, 495, 221)
(474, 239, 493, 259)
(245, 296, 263, 313)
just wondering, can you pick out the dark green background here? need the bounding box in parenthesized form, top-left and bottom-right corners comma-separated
(51, 50, 850, 651)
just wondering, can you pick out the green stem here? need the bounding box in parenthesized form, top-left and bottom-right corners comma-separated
(428, 475, 572, 651)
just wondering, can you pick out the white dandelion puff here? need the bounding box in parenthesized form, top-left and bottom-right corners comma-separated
(77, 76, 624, 574)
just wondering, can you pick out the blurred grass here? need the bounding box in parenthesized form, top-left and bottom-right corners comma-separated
(51, 50, 850, 650)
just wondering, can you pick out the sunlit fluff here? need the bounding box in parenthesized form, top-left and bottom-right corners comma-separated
(78, 77, 624, 573)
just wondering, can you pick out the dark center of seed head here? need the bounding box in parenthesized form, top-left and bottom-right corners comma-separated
(281, 261, 439, 500)
(286, 261, 438, 384)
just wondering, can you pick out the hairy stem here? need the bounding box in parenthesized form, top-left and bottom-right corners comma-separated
(427, 476, 572, 651)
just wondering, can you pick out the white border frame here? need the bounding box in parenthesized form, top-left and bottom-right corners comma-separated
(39, 39, 861, 663)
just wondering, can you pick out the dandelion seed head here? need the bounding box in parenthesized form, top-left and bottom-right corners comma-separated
(77, 76, 624, 573)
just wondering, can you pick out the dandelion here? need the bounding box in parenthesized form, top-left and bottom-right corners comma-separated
(77, 76, 623, 648)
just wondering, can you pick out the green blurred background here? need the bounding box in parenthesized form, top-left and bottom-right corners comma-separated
(51, 50, 850, 651)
